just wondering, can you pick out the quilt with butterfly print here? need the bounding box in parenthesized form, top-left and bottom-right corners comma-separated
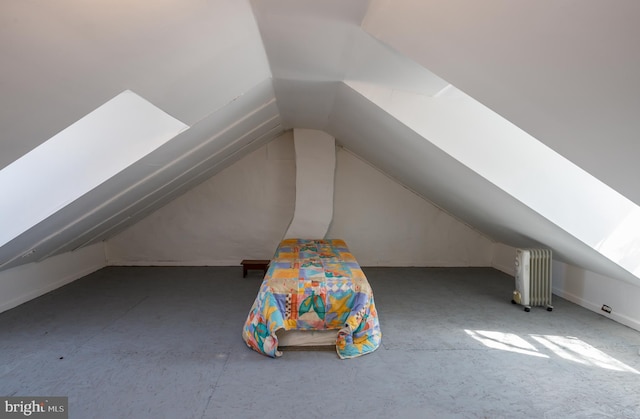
(242, 239, 382, 359)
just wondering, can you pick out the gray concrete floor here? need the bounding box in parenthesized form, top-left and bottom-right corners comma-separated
(1, 266, 640, 418)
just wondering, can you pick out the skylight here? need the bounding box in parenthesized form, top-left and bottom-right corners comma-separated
(0, 90, 188, 250)
(346, 78, 640, 281)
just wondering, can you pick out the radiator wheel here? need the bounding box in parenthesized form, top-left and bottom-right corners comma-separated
(524, 307, 531, 312)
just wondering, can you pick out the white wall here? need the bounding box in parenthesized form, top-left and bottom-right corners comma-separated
(492, 242, 640, 332)
(328, 148, 493, 266)
(106, 132, 495, 267)
(492, 242, 516, 276)
(0, 242, 105, 314)
(106, 131, 297, 265)
(11, 130, 639, 333)
(553, 261, 640, 332)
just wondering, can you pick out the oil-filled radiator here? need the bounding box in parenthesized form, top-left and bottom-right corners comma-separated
(512, 248, 553, 312)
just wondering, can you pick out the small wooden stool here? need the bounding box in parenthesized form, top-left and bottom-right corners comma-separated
(241, 259, 270, 278)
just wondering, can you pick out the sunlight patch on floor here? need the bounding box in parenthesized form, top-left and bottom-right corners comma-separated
(465, 330, 548, 358)
(531, 334, 639, 374)
(466, 329, 638, 374)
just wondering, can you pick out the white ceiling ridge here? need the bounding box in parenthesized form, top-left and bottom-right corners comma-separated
(432, 84, 454, 98)
(68, 117, 284, 254)
(73, 123, 284, 256)
(37, 109, 282, 263)
(181, 77, 278, 128)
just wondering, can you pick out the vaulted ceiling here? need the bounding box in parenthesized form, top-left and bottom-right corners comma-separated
(2, 0, 639, 285)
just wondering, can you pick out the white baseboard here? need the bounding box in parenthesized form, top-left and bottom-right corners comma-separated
(491, 262, 515, 276)
(106, 259, 242, 267)
(553, 287, 640, 332)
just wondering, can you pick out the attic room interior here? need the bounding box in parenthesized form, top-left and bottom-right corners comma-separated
(2, 0, 640, 417)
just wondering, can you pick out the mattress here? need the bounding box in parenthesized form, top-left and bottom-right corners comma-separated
(276, 329, 338, 346)
(242, 238, 382, 359)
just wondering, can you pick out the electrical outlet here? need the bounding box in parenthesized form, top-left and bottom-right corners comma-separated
(601, 304, 612, 314)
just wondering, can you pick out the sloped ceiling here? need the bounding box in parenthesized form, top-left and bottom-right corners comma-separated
(363, 0, 640, 207)
(1, 0, 639, 285)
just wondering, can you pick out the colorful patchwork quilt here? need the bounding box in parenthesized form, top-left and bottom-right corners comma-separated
(242, 239, 382, 359)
